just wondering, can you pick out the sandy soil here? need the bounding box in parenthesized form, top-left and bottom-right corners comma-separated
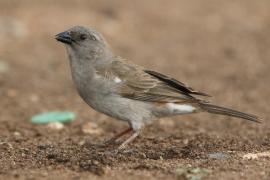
(0, 0, 270, 179)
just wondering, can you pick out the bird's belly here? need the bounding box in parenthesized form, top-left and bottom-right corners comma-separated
(81, 93, 155, 123)
(72, 76, 152, 123)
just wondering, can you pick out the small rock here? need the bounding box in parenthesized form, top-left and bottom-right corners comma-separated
(78, 140, 85, 146)
(243, 152, 270, 160)
(14, 132, 21, 136)
(82, 122, 103, 135)
(47, 122, 64, 130)
(183, 139, 189, 145)
(208, 152, 230, 160)
(0, 141, 13, 149)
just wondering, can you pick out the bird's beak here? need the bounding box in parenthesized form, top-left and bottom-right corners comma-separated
(55, 31, 73, 44)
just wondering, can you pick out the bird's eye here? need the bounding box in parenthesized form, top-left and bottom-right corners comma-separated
(80, 34, 87, 40)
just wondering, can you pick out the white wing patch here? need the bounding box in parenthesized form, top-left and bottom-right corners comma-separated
(114, 77, 122, 83)
(167, 103, 196, 114)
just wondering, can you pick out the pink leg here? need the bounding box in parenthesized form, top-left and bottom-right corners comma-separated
(105, 127, 133, 144)
(118, 131, 140, 149)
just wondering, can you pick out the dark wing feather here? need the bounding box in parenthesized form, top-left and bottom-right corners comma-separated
(144, 70, 211, 97)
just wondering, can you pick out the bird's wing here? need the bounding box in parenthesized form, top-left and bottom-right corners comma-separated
(101, 57, 209, 103)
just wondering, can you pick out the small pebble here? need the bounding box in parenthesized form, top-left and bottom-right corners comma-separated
(78, 140, 85, 146)
(82, 122, 103, 135)
(47, 122, 64, 130)
(14, 132, 21, 136)
(208, 152, 230, 160)
(183, 139, 189, 145)
(243, 152, 270, 160)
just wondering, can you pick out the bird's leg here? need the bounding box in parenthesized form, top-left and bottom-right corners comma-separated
(118, 131, 140, 150)
(110, 127, 133, 141)
(105, 127, 133, 145)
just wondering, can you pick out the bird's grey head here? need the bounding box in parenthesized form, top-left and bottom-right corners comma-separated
(55, 26, 112, 62)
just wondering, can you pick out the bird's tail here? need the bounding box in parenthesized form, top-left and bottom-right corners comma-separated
(199, 103, 261, 123)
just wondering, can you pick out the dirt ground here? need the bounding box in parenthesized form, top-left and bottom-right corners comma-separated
(0, 0, 270, 179)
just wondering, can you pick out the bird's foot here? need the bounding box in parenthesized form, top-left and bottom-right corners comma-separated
(103, 138, 118, 146)
(117, 131, 139, 150)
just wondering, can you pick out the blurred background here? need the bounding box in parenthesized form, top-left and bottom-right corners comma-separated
(0, 0, 269, 179)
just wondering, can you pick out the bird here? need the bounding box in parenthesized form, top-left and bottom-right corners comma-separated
(55, 26, 260, 149)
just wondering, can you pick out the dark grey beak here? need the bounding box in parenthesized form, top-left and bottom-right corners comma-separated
(55, 31, 73, 44)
